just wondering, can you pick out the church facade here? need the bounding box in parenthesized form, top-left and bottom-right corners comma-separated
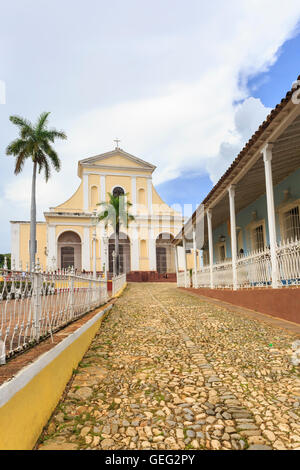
(10, 147, 185, 278)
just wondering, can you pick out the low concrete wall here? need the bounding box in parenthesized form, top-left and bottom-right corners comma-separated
(0, 304, 112, 450)
(186, 288, 300, 325)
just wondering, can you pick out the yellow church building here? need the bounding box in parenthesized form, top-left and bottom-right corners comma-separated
(10, 146, 186, 281)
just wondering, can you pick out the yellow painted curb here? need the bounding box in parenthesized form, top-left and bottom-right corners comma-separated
(0, 305, 112, 450)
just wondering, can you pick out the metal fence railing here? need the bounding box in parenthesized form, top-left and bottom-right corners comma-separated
(0, 261, 108, 364)
(190, 239, 300, 290)
(112, 273, 127, 296)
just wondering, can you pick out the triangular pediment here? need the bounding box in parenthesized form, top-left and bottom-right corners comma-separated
(78, 148, 156, 173)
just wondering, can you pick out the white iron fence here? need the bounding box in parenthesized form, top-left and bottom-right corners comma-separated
(237, 249, 272, 288)
(112, 273, 127, 296)
(195, 266, 211, 288)
(191, 238, 300, 289)
(0, 263, 108, 364)
(177, 271, 190, 288)
(213, 260, 233, 288)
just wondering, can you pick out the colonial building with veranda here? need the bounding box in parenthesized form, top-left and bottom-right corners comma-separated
(10, 147, 186, 279)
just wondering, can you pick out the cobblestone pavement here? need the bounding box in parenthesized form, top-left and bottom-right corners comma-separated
(38, 283, 300, 451)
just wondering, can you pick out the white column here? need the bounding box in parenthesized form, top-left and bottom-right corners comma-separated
(174, 246, 179, 275)
(147, 178, 153, 214)
(148, 227, 156, 271)
(207, 209, 214, 289)
(228, 185, 238, 290)
(183, 237, 188, 288)
(131, 177, 137, 215)
(83, 174, 89, 211)
(47, 225, 56, 269)
(93, 229, 97, 279)
(200, 250, 204, 269)
(82, 226, 90, 271)
(262, 143, 279, 288)
(100, 175, 106, 202)
(100, 224, 106, 272)
(192, 228, 198, 288)
(131, 225, 139, 271)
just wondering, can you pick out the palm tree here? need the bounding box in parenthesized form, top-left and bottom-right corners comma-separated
(97, 192, 135, 275)
(6, 112, 67, 270)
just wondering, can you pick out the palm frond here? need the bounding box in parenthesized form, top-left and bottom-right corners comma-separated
(36, 112, 51, 133)
(14, 152, 28, 174)
(40, 141, 61, 171)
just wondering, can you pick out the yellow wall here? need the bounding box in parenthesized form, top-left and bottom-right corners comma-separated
(0, 306, 111, 450)
(93, 155, 142, 168)
(55, 182, 83, 212)
(19, 223, 47, 269)
(106, 175, 131, 195)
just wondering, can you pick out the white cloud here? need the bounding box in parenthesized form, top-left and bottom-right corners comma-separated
(56, 0, 300, 187)
(207, 97, 272, 184)
(3, 0, 300, 221)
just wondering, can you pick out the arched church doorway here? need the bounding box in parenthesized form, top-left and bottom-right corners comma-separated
(109, 232, 131, 274)
(156, 233, 175, 274)
(57, 231, 82, 271)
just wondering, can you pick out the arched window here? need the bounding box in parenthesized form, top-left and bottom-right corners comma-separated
(113, 186, 125, 198)
(138, 188, 146, 205)
(57, 231, 82, 271)
(91, 186, 98, 208)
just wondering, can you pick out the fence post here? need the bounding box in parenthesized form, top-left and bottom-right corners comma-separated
(69, 266, 75, 319)
(33, 259, 42, 342)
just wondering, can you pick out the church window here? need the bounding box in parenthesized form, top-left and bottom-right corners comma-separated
(91, 186, 98, 208)
(113, 186, 125, 197)
(138, 188, 146, 205)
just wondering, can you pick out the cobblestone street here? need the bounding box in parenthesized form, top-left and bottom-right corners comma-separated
(38, 283, 300, 451)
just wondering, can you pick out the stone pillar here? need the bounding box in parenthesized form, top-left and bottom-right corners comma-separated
(262, 143, 279, 288)
(131, 177, 137, 215)
(82, 226, 91, 271)
(93, 229, 97, 279)
(207, 209, 214, 289)
(83, 174, 89, 211)
(183, 237, 188, 288)
(148, 227, 156, 271)
(131, 225, 139, 271)
(192, 227, 198, 288)
(228, 185, 238, 290)
(100, 175, 106, 203)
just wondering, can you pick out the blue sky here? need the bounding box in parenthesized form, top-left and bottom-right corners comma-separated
(158, 32, 300, 209)
(1, 1, 300, 252)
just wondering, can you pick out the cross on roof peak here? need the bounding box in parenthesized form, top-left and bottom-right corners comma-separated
(114, 138, 121, 149)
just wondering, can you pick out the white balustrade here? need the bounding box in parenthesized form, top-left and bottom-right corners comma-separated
(213, 260, 233, 288)
(195, 267, 211, 288)
(192, 239, 300, 290)
(177, 271, 190, 288)
(112, 273, 126, 296)
(237, 248, 272, 288)
(277, 238, 300, 286)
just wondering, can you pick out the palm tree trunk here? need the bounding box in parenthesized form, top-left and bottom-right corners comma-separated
(115, 222, 120, 276)
(30, 161, 37, 271)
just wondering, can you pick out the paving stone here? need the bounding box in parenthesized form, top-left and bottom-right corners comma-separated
(37, 283, 300, 451)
